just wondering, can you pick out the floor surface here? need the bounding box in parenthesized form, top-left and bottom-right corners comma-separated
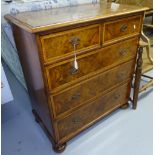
(1, 64, 153, 155)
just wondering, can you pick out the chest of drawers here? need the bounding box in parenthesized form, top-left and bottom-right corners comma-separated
(5, 2, 148, 152)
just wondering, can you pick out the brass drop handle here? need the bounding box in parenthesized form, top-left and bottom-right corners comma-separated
(119, 48, 128, 56)
(72, 117, 81, 124)
(120, 24, 128, 32)
(71, 92, 81, 100)
(68, 92, 81, 102)
(114, 94, 121, 100)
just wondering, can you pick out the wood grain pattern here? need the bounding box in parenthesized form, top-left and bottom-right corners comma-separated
(11, 25, 55, 138)
(57, 82, 130, 142)
(52, 60, 135, 118)
(104, 15, 141, 42)
(40, 24, 101, 62)
(4, 3, 148, 33)
(45, 37, 138, 91)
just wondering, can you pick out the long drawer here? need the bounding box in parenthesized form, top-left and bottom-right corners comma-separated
(52, 60, 135, 117)
(40, 24, 101, 62)
(103, 15, 141, 42)
(45, 37, 138, 91)
(56, 82, 130, 142)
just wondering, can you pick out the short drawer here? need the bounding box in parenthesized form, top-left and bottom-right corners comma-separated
(45, 37, 138, 91)
(57, 82, 130, 141)
(40, 24, 101, 62)
(52, 60, 135, 117)
(103, 15, 142, 42)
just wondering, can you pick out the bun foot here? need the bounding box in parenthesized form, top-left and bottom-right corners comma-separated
(32, 109, 40, 123)
(120, 103, 129, 109)
(35, 117, 40, 123)
(53, 143, 67, 153)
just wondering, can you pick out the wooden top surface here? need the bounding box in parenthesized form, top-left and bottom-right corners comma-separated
(5, 2, 149, 33)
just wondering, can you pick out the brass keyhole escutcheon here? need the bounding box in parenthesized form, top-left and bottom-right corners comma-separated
(69, 36, 80, 46)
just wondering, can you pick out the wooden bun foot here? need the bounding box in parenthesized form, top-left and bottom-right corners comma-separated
(32, 109, 40, 123)
(120, 103, 129, 109)
(53, 143, 67, 153)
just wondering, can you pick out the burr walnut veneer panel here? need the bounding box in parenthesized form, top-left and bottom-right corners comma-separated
(40, 25, 101, 62)
(104, 15, 141, 42)
(52, 60, 135, 118)
(46, 37, 138, 91)
(57, 82, 130, 142)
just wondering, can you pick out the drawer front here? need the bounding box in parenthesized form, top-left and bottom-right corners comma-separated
(52, 60, 135, 117)
(46, 37, 138, 91)
(57, 82, 130, 141)
(103, 15, 141, 42)
(40, 25, 101, 62)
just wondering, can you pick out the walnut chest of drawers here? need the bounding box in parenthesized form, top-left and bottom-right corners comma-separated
(5, 2, 148, 153)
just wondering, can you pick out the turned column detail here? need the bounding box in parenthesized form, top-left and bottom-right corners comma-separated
(133, 46, 143, 109)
